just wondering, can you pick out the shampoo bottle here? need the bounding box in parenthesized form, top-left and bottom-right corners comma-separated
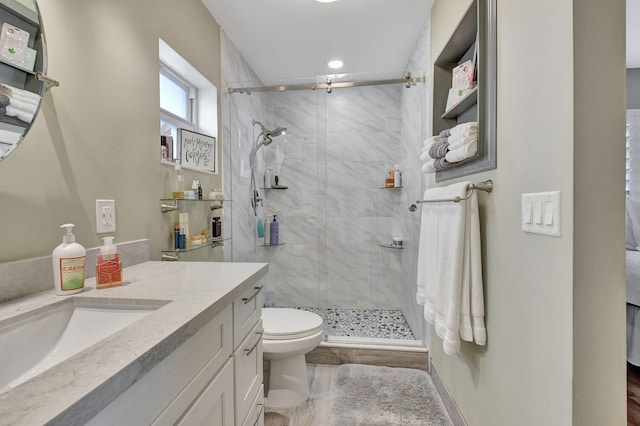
(264, 216, 271, 245)
(96, 236, 123, 289)
(52, 224, 86, 295)
(270, 215, 279, 245)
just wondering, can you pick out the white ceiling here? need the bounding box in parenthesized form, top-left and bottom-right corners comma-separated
(201, 0, 640, 87)
(201, 0, 434, 86)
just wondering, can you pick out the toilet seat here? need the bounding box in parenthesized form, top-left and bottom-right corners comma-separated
(262, 308, 324, 340)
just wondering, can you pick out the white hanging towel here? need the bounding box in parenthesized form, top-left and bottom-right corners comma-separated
(416, 181, 486, 355)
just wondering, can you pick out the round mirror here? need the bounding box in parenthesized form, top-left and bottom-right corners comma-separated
(0, 0, 47, 162)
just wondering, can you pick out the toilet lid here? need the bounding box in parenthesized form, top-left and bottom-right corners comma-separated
(262, 308, 324, 340)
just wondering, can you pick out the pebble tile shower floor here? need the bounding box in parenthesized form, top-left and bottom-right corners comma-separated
(290, 307, 416, 340)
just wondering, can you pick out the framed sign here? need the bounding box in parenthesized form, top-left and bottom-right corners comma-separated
(178, 129, 217, 173)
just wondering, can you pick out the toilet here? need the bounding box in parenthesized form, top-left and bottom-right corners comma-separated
(262, 308, 324, 408)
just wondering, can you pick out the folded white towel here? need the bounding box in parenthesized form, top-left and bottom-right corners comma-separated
(423, 136, 441, 147)
(451, 122, 478, 135)
(445, 141, 477, 163)
(2, 105, 34, 123)
(447, 134, 477, 151)
(8, 97, 37, 115)
(420, 150, 431, 162)
(0, 83, 41, 102)
(421, 160, 436, 174)
(416, 181, 486, 355)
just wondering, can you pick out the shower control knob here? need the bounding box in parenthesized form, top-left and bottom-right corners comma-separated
(408, 203, 417, 212)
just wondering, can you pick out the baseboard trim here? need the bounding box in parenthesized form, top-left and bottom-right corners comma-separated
(429, 359, 467, 426)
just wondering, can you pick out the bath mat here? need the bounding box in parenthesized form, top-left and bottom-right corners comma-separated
(328, 364, 453, 426)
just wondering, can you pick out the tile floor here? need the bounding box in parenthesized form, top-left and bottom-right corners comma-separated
(292, 307, 416, 340)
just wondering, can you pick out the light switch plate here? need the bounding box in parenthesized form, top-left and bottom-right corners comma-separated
(521, 192, 560, 236)
(96, 199, 116, 234)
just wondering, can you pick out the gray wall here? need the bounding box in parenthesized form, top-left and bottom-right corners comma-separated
(629, 68, 640, 109)
(428, 0, 626, 424)
(0, 0, 222, 268)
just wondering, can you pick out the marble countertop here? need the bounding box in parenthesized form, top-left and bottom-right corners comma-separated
(0, 261, 268, 426)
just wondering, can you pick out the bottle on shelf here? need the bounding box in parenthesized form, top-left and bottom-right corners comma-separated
(264, 215, 271, 245)
(173, 165, 185, 199)
(174, 226, 180, 250)
(385, 172, 394, 188)
(393, 165, 402, 187)
(265, 168, 273, 189)
(270, 215, 279, 245)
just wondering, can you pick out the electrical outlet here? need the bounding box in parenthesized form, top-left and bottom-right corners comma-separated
(96, 200, 116, 233)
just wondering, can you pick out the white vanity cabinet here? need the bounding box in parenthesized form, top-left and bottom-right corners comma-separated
(233, 284, 264, 426)
(87, 283, 265, 426)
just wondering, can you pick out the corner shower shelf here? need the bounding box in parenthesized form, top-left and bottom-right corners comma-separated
(378, 186, 403, 189)
(261, 242, 286, 247)
(379, 244, 404, 250)
(261, 187, 288, 190)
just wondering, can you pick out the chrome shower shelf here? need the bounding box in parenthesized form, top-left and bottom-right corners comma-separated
(379, 244, 404, 250)
(261, 242, 286, 247)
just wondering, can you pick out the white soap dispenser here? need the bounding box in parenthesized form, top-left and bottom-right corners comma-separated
(52, 224, 86, 295)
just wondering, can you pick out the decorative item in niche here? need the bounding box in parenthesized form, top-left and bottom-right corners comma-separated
(178, 128, 217, 174)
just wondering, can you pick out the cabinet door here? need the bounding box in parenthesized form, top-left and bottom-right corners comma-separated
(177, 359, 234, 426)
(234, 320, 264, 426)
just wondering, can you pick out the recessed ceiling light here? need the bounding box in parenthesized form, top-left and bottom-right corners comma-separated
(328, 59, 344, 69)
(315, 0, 339, 3)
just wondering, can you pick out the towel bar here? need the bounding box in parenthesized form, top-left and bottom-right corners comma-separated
(408, 180, 493, 211)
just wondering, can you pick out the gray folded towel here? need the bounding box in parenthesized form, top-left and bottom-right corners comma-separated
(433, 157, 453, 170)
(440, 128, 451, 138)
(429, 140, 450, 159)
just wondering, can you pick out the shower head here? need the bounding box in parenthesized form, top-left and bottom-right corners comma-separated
(268, 126, 287, 138)
(252, 119, 287, 145)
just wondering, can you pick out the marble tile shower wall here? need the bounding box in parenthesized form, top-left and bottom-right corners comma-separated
(220, 31, 267, 263)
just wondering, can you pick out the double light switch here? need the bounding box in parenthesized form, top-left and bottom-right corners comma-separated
(521, 191, 560, 236)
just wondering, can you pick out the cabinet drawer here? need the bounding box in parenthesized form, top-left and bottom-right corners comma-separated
(234, 320, 263, 426)
(176, 359, 234, 426)
(242, 385, 264, 426)
(233, 283, 263, 348)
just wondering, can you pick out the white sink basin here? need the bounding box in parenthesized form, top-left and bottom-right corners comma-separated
(0, 298, 165, 394)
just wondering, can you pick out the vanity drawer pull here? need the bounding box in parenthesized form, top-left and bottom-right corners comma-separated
(244, 331, 264, 356)
(254, 404, 264, 426)
(242, 286, 263, 304)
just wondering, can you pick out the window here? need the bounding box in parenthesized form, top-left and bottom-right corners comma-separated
(160, 65, 196, 162)
(158, 39, 218, 173)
